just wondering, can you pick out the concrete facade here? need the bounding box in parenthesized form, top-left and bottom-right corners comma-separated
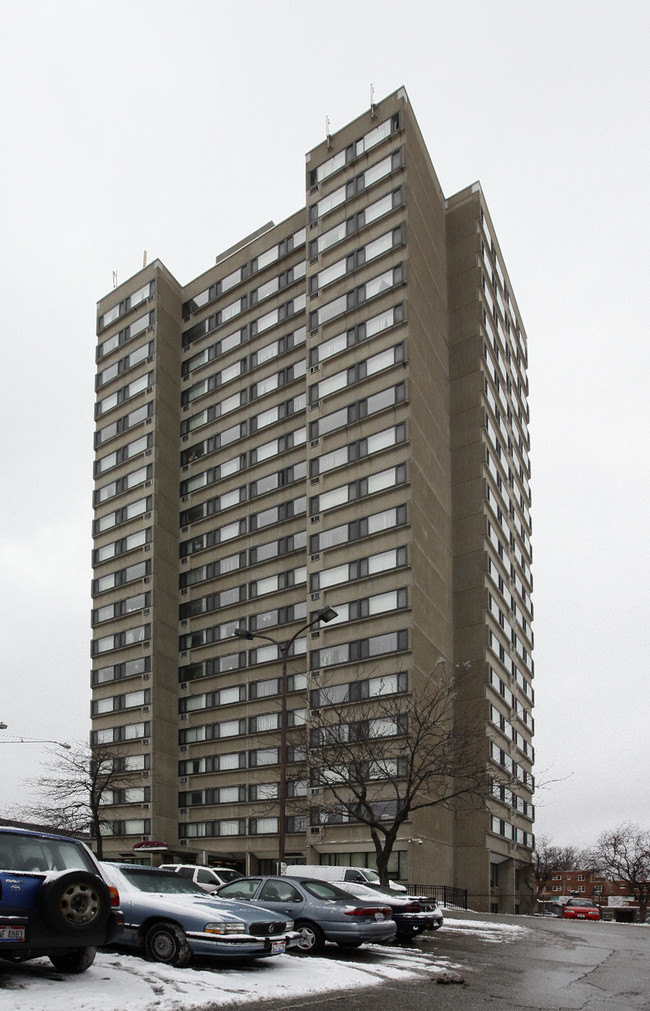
(90, 88, 535, 912)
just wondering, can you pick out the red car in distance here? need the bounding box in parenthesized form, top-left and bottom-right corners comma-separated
(562, 897, 601, 921)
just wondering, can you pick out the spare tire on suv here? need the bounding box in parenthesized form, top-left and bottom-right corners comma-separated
(37, 870, 112, 935)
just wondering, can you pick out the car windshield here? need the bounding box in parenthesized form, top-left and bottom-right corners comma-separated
(0, 831, 97, 874)
(362, 883, 402, 897)
(217, 868, 243, 882)
(219, 879, 262, 900)
(567, 898, 596, 907)
(118, 867, 209, 894)
(298, 879, 360, 900)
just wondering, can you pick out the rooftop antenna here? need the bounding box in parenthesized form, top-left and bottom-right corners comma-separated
(326, 115, 332, 149)
(112, 270, 118, 289)
(370, 83, 376, 118)
(143, 250, 148, 268)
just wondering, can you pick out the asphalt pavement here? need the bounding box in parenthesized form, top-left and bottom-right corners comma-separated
(229, 910, 650, 1011)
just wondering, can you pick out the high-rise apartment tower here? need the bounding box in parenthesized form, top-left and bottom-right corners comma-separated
(91, 88, 534, 912)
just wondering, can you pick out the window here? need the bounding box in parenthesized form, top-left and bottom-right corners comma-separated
(92, 655, 150, 686)
(97, 311, 154, 360)
(98, 282, 154, 332)
(91, 623, 151, 656)
(92, 591, 150, 625)
(250, 326, 306, 370)
(311, 671, 407, 707)
(309, 146, 402, 219)
(179, 718, 246, 745)
(309, 504, 407, 554)
(311, 424, 406, 478)
(309, 227, 403, 295)
(310, 305, 404, 369)
(91, 688, 150, 716)
(93, 496, 151, 536)
(96, 341, 154, 389)
(178, 752, 245, 776)
(310, 630, 408, 670)
(250, 293, 306, 337)
(309, 268, 403, 330)
(309, 190, 403, 258)
(178, 786, 246, 807)
(96, 371, 153, 418)
(179, 820, 246, 838)
(310, 343, 404, 404)
(179, 552, 246, 590)
(249, 817, 279, 835)
(250, 392, 306, 434)
(90, 721, 150, 744)
(311, 545, 408, 591)
(249, 748, 279, 767)
(93, 527, 151, 565)
(94, 464, 152, 506)
(92, 558, 150, 595)
(179, 685, 245, 713)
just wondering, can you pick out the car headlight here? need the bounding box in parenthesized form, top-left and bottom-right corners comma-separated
(204, 920, 246, 934)
(284, 920, 294, 931)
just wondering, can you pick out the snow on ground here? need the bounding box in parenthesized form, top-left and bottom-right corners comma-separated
(1, 917, 526, 1011)
(442, 916, 529, 943)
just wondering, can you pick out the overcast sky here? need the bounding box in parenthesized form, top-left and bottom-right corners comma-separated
(1, 1, 648, 852)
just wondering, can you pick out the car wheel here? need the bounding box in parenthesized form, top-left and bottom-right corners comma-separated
(37, 872, 111, 935)
(49, 947, 97, 973)
(145, 922, 192, 967)
(294, 921, 325, 954)
(336, 939, 362, 948)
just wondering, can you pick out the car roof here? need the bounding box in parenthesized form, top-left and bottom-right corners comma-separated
(105, 862, 174, 871)
(227, 875, 368, 897)
(161, 863, 233, 871)
(0, 826, 86, 844)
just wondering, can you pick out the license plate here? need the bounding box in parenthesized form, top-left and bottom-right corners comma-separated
(578, 914, 585, 919)
(270, 939, 285, 954)
(374, 912, 385, 920)
(0, 926, 25, 941)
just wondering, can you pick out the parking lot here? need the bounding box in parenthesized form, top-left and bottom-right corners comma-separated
(0, 914, 490, 1010)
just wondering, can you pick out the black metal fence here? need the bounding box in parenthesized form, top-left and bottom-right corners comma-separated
(409, 883, 468, 909)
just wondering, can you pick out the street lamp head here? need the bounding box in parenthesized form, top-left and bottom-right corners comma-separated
(316, 606, 338, 624)
(233, 627, 254, 641)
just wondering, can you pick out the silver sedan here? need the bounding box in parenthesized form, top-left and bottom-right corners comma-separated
(102, 863, 299, 966)
(217, 875, 396, 953)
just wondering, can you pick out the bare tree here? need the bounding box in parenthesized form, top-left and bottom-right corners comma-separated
(530, 836, 599, 901)
(531, 834, 559, 900)
(306, 662, 493, 886)
(20, 741, 132, 858)
(596, 823, 650, 920)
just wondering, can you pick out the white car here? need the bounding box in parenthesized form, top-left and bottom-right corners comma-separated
(283, 864, 406, 892)
(158, 863, 243, 892)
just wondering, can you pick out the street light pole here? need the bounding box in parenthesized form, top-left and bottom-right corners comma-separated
(0, 736, 71, 750)
(234, 605, 337, 871)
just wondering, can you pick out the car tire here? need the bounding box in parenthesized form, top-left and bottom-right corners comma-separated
(294, 921, 325, 954)
(49, 947, 97, 973)
(145, 922, 192, 967)
(37, 872, 111, 936)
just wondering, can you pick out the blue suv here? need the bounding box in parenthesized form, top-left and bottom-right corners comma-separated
(0, 826, 122, 973)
